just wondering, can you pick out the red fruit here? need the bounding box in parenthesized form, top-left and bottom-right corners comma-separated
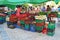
(9, 14, 18, 22)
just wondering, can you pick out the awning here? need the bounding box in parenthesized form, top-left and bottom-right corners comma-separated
(0, 0, 30, 10)
(54, 0, 60, 3)
(0, 0, 4, 5)
(29, 0, 48, 4)
(5, 0, 30, 5)
(0, 0, 48, 10)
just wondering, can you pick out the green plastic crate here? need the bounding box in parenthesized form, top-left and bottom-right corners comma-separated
(48, 23, 55, 30)
(47, 32, 55, 36)
(20, 20, 25, 24)
(35, 19, 45, 23)
(39, 12, 46, 15)
(0, 16, 4, 20)
(36, 26, 44, 31)
(25, 24, 30, 29)
(21, 24, 25, 29)
(0, 17, 3, 20)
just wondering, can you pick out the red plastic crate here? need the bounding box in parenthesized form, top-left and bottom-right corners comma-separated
(48, 14, 57, 18)
(42, 28, 47, 34)
(25, 21, 31, 24)
(36, 22, 45, 26)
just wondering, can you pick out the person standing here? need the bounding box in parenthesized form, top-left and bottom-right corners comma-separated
(46, 5, 51, 22)
(51, 6, 57, 12)
(46, 5, 51, 12)
(41, 6, 46, 12)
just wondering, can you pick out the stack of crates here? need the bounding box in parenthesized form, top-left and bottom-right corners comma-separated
(47, 22, 55, 36)
(19, 16, 36, 31)
(25, 20, 32, 31)
(7, 11, 56, 36)
(20, 20, 25, 29)
(35, 15, 46, 33)
(25, 24, 30, 30)
(16, 15, 48, 33)
(35, 19, 45, 32)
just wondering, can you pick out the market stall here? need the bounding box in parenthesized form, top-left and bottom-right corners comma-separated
(0, 0, 60, 36)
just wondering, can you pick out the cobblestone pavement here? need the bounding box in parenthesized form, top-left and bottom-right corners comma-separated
(0, 22, 60, 40)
